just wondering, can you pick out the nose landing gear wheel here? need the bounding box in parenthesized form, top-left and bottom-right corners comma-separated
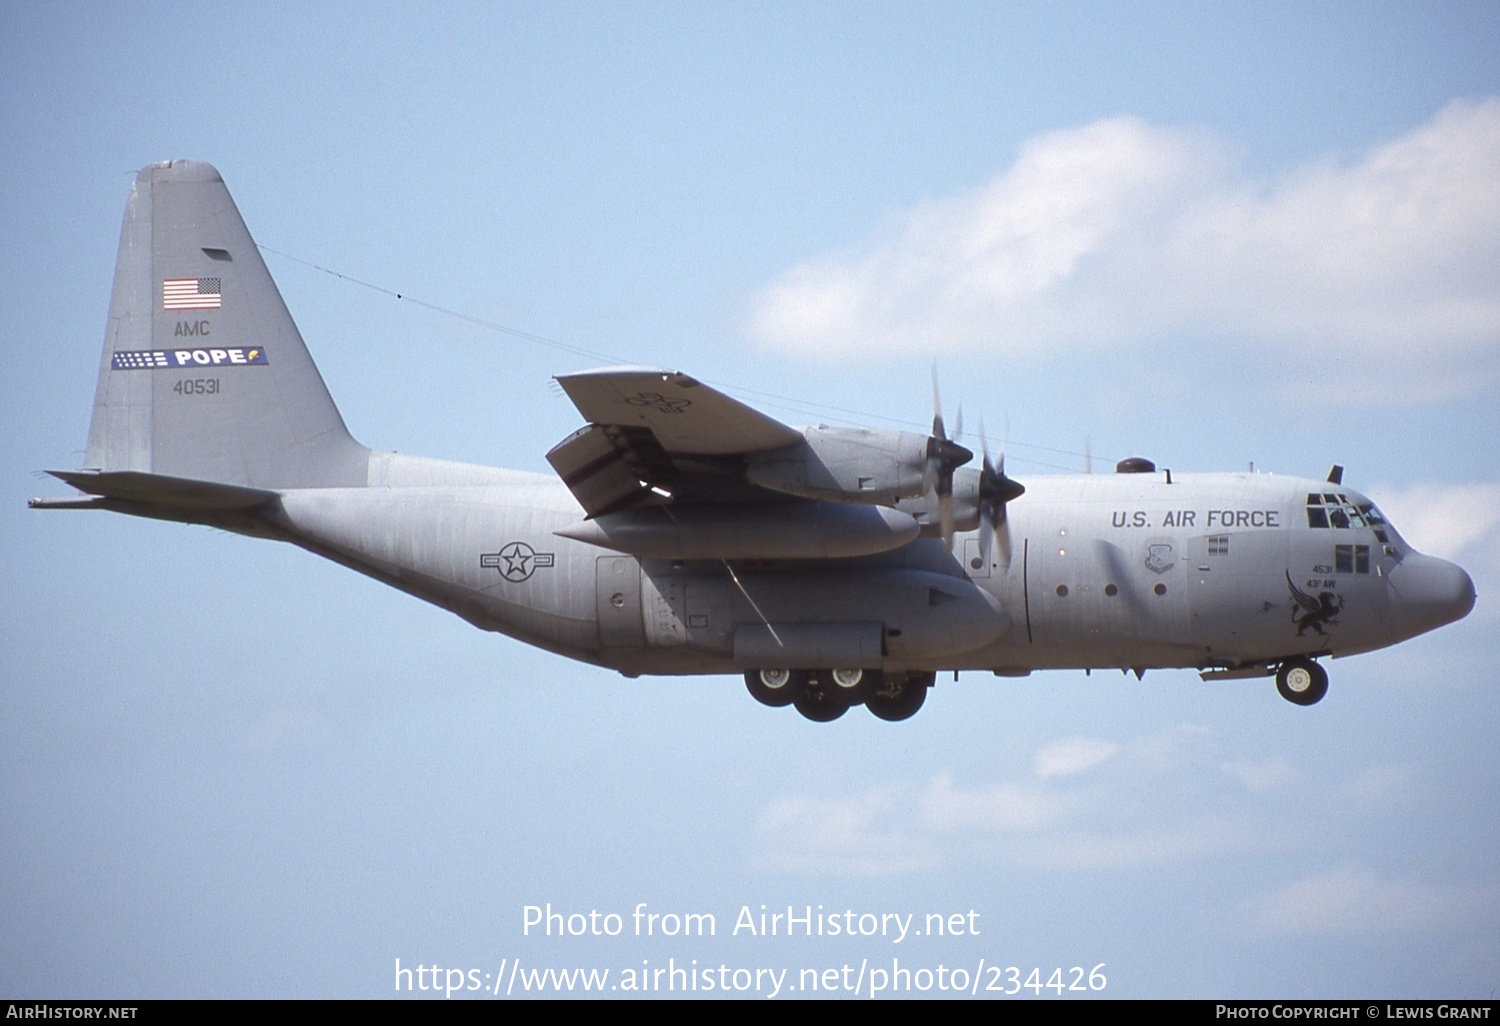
(1276, 658, 1328, 706)
(745, 669, 804, 708)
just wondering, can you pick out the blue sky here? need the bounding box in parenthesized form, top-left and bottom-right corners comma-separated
(3, 1, 1498, 999)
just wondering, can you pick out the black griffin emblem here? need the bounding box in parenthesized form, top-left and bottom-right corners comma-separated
(1287, 571, 1344, 637)
(481, 541, 555, 583)
(625, 391, 691, 414)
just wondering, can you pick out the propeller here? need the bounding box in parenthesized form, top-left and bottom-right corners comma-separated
(976, 420, 1025, 567)
(925, 370, 973, 550)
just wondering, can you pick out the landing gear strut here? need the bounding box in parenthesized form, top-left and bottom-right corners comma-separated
(1275, 658, 1328, 706)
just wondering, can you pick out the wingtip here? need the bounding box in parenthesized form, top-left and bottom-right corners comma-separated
(558, 364, 680, 380)
(139, 159, 223, 184)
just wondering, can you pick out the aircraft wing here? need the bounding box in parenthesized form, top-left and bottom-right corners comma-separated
(548, 368, 803, 517)
(547, 368, 929, 560)
(555, 368, 800, 455)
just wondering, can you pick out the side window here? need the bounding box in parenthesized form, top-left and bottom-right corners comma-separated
(1334, 544, 1371, 574)
(1359, 503, 1390, 544)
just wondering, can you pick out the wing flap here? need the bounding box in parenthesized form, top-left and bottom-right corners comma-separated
(545, 424, 668, 518)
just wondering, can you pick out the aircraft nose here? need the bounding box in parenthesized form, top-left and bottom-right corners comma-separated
(1387, 552, 1477, 639)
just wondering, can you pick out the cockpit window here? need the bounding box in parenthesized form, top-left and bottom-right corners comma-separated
(1307, 494, 1381, 530)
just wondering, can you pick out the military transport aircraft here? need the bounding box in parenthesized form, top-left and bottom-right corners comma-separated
(31, 161, 1477, 722)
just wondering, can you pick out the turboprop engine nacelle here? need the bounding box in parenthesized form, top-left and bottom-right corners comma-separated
(744, 427, 931, 505)
(894, 467, 984, 537)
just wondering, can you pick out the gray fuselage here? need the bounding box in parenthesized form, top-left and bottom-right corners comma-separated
(265, 454, 1474, 679)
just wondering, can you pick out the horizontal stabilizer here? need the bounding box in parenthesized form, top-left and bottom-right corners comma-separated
(45, 469, 279, 511)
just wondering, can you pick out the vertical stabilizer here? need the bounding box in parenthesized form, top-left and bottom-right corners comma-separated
(83, 160, 368, 488)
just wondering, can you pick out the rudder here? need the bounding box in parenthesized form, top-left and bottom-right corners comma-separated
(83, 160, 368, 489)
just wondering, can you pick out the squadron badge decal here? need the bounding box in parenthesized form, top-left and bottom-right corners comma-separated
(1145, 543, 1176, 574)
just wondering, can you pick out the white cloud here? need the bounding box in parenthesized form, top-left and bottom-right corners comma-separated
(1340, 764, 1419, 810)
(751, 726, 1289, 875)
(748, 100, 1500, 399)
(920, 773, 1071, 833)
(1371, 481, 1500, 617)
(1253, 866, 1493, 935)
(751, 789, 944, 877)
(1371, 482, 1500, 562)
(1034, 736, 1120, 779)
(1032, 815, 1273, 871)
(750, 116, 1218, 359)
(1221, 757, 1297, 793)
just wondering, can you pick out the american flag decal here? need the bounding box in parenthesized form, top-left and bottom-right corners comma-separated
(162, 278, 221, 310)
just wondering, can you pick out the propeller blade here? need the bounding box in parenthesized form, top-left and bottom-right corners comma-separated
(975, 418, 1024, 567)
(996, 517, 1014, 570)
(930, 365, 945, 439)
(925, 369, 972, 552)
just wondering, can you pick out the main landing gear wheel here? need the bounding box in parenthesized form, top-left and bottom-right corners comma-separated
(826, 668, 880, 705)
(745, 668, 804, 708)
(866, 671, 933, 722)
(793, 678, 850, 722)
(1276, 658, 1328, 706)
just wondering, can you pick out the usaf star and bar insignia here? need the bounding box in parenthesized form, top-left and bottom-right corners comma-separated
(481, 542, 556, 583)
